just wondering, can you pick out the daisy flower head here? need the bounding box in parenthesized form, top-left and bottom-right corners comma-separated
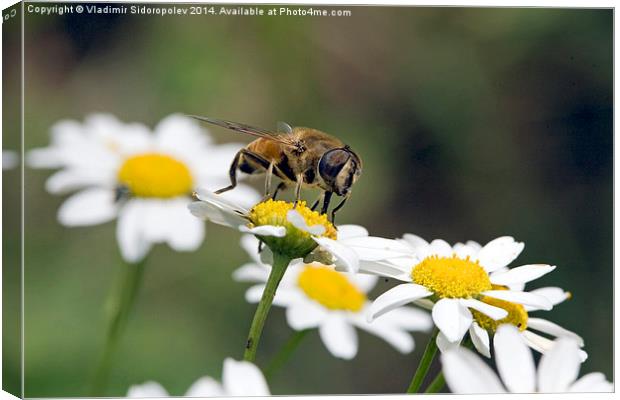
(189, 189, 360, 267)
(441, 324, 613, 393)
(127, 358, 270, 397)
(234, 235, 433, 359)
(366, 235, 557, 347)
(27, 113, 259, 262)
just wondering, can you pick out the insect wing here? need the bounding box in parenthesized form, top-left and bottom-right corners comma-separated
(189, 115, 294, 146)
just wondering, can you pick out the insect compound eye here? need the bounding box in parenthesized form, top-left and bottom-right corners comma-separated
(319, 148, 355, 195)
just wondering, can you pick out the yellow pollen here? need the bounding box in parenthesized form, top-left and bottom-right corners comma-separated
(411, 255, 492, 299)
(472, 286, 528, 332)
(248, 199, 337, 240)
(297, 265, 366, 311)
(117, 153, 193, 198)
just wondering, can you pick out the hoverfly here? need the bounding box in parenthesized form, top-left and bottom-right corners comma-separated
(190, 116, 362, 221)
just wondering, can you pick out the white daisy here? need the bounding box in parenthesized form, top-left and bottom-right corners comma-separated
(127, 358, 270, 397)
(234, 234, 433, 360)
(442, 324, 613, 393)
(27, 113, 259, 262)
(364, 235, 557, 346)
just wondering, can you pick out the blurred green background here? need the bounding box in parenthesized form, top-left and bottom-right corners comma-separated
(2, 4, 612, 397)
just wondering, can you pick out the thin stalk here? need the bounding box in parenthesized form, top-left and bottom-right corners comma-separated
(407, 328, 439, 393)
(264, 329, 310, 380)
(91, 258, 147, 396)
(243, 252, 292, 362)
(424, 372, 445, 393)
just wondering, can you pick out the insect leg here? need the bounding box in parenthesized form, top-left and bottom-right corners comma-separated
(215, 150, 242, 194)
(263, 162, 274, 199)
(321, 191, 333, 215)
(311, 191, 325, 211)
(272, 182, 287, 200)
(330, 195, 349, 224)
(293, 174, 303, 208)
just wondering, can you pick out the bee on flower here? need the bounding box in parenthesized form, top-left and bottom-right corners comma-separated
(27, 114, 260, 262)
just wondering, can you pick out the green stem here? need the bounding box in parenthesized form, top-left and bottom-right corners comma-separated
(424, 372, 445, 393)
(264, 329, 310, 380)
(91, 258, 147, 396)
(243, 252, 292, 362)
(407, 328, 439, 393)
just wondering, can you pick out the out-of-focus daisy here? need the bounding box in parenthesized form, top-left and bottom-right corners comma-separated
(365, 235, 556, 346)
(441, 324, 613, 393)
(127, 358, 270, 397)
(234, 234, 433, 359)
(2, 150, 18, 170)
(27, 114, 259, 262)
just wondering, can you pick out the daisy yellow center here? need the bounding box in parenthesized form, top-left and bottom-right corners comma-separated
(411, 255, 492, 299)
(117, 153, 193, 198)
(472, 286, 528, 332)
(248, 199, 337, 258)
(297, 265, 366, 311)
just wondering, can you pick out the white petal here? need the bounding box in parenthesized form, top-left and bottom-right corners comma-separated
(429, 239, 452, 257)
(569, 372, 614, 393)
(355, 259, 412, 280)
(194, 187, 249, 212)
(494, 324, 536, 393)
(46, 168, 114, 194)
(469, 322, 490, 358)
(286, 301, 326, 330)
(367, 284, 432, 322)
(286, 209, 325, 235)
(522, 330, 554, 354)
(371, 305, 433, 332)
(127, 381, 169, 397)
(466, 240, 482, 252)
(490, 264, 556, 286)
(346, 272, 379, 294)
(188, 200, 247, 228)
(154, 114, 212, 152)
(339, 236, 413, 261)
(239, 225, 286, 237)
(319, 315, 358, 359)
(482, 290, 552, 310)
(245, 285, 297, 307)
(441, 347, 506, 394)
(164, 199, 205, 251)
(537, 338, 582, 392)
(116, 200, 152, 263)
(432, 299, 472, 343)
(436, 331, 461, 353)
(337, 224, 368, 240)
(185, 377, 225, 397)
(352, 309, 419, 354)
(400, 233, 429, 250)
(313, 236, 359, 273)
(477, 236, 524, 272)
(453, 243, 478, 259)
(232, 263, 269, 283)
(460, 298, 508, 320)
(525, 287, 571, 311)
(239, 235, 263, 263)
(527, 318, 584, 346)
(57, 188, 117, 226)
(222, 358, 270, 396)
